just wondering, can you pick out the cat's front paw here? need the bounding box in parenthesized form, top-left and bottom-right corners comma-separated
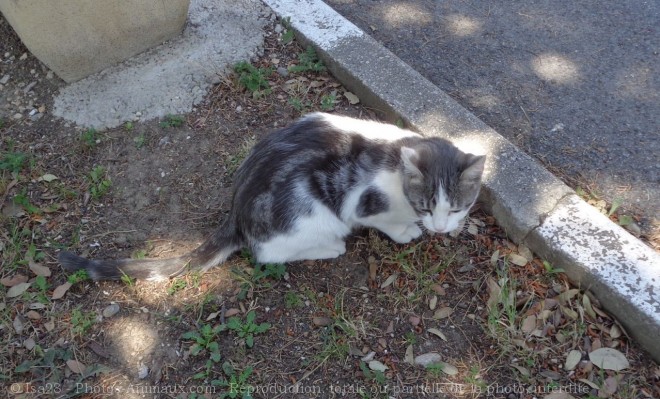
(388, 224, 423, 244)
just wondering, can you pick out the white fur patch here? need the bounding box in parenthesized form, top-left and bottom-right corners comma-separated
(314, 113, 419, 142)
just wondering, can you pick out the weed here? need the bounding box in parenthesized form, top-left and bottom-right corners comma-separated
(234, 61, 273, 97)
(232, 250, 286, 299)
(404, 331, 417, 345)
(288, 46, 326, 73)
(542, 260, 565, 276)
(320, 93, 336, 111)
(284, 291, 303, 309)
(88, 166, 112, 200)
(134, 133, 146, 149)
(160, 114, 186, 128)
(13, 190, 41, 215)
(0, 151, 26, 173)
(81, 128, 98, 148)
(358, 361, 387, 398)
(120, 273, 135, 286)
(70, 307, 95, 336)
(212, 362, 254, 399)
(182, 323, 223, 360)
(132, 248, 149, 259)
(124, 121, 134, 131)
(221, 310, 270, 348)
(280, 17, 294, 44)
(225, 136, 255, 175)
(167, 278, 187, 295)
(288, 96, 311, 114)
(67, 269, 90, 285)
(426, 362, 445, 378)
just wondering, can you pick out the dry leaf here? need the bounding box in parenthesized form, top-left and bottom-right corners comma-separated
(29, 261, 51, 277)
(565, 350, 582, 371)
(414, 353, 442, 368)
(225, 308, 241, 318)
(408, 315, 421, 326)
(486, 277, 501, 310)
(582, 294, 596, 319)
(438, 362, 459, 375)
(1, 274, 28, 287)
(38, 173, 58, 182)
(429, 295, 438, 310)
(508, 253, 528, 266)
(369, 262, 377, 281)
(343, 91, 360, 104)
(431, 284, 446, 295)
(427, 328, 447, 341)
(380, 274, 397, 288)
(67, 359, 86, 374)
(609, 324, 622, 339)
(467, 223, 478, 235)
(589, 348, 629, 371)
(557, 289, 580, 305)
(52, 282, 72, 299)
(404, 344, 414, 365)
(368, 360, 388, 372)
(312, 316, 333, 327)
(521, 315, 537, 333)
(25, 310, 41, 320)
(518, 244, 534, 261)
(490, 249, 500, 266)
(7, 282, 31, 298)
(599, 376, 619, 397)
(433, 307, 453, 319)
(511, 364, 530, 376)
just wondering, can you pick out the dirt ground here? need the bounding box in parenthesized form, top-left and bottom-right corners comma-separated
(1, 14, 659, 399)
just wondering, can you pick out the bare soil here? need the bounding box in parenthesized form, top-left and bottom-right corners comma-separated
(1, 14, 658, 399)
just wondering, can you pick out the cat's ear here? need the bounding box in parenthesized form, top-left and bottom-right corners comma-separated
(461, 154, 486, 182)
(401, 147, 422, 178)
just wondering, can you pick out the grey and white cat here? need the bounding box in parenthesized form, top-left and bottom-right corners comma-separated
(59, 113, 485, 281)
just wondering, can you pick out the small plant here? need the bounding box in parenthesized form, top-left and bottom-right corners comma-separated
(225, 137, 255, 175)
(288, 97, 311, 114)
(284, 291, 303, 309)
(320, 93, 336, 111)
(160, 114, 185, 128)
(221, 310, 270, 348)
(120, 273, 135, 286)
(426, 362, 445, 378)
(542, 260, 565, 276)
(232, 250, 286, 299)
(234, 61, 273, 96)
(359, 361, 386, 385)
(404, 331, 417, 345)
(67, 269, 90, 285)
(124, 121, 134, 131)
(134, 133, 146, 149)
(280, 17, 294, 44)
(213, 362, 254, 399)
(70, 307, 95, 336)
(182, 323, 223, 360)
(88, 166, 112, 199)
(81, 128, 98, 148)
(32, 275, 50, 304)
(288, 46, 326, 73)
(167, 278, 187, 295)
(13, 190, 41, 215)
(0, 151, 26, 173)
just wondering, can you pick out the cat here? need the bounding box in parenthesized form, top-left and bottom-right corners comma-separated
(58, 112, 486, 281)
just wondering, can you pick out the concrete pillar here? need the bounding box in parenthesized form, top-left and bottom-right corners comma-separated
(0, 0, 190, 82)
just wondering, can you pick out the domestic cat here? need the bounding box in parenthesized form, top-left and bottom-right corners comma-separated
(58, 113, 486, 281)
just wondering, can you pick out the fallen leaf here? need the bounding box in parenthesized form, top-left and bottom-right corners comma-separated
(438, 362, 459, 375)
(404, 344, 414, 365)
(490, 249, 500, 266)
(427, 328, 447, 341)
(224, 308, 241, 318)
(206, 311, 220, 321)
(408, 315, 421, 326)
(312, 316, 333, 327)
(368, 360, 388, 372)
(486, 277, 500, 310)
(52, 282, 72, 299)
(599, 376, 619, 397)
(565, 350, 582, 371)
(518, 244, 534, 261)
(433, 307, 453, 319)
(38, 173, 58, 182)
(521, 315, 537, 333)
(1, 274, 28, 287)
(7, 282, 31, 298)
(369, 262, 377, 281)
(578, 378, 600, 390)
(467, 223, 478, 235)
(511, 364, 530, 376)
(589, 348, 629, 371)
(67, 359, 86, 374)
(508, 253, 528, 266)
(381, 274, 397, 289)
(386, 321, 394, 334)
(25, 310, 41, 320)
(561, 306, 578, 320)
(429, 295, 438, 310)
(29, 261, 51, 277)
(343, 91, 360, 104)
(582, 294, 597, 319)
(431, 284, 446, 295)
(13, 315, 26, 333)
(609, 324, 622, 339)
(24, 338, 36, 350)
(361, 351, 376, 362)
(557, 288, 580, 305)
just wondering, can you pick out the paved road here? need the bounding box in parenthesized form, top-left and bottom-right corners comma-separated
(325, 0, 659, 236)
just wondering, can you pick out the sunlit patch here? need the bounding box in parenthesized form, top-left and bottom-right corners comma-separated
(614, 64, 655, 102)
(464, 88, 500, 110)
(382, 3, 432, 26)
(532, 53, 580, 83)
(444, 14, 482, 37)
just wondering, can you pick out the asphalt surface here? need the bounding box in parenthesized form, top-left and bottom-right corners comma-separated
(325, 0, 659, 235)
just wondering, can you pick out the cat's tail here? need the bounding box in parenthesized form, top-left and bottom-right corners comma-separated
(58, 224, 242, 281)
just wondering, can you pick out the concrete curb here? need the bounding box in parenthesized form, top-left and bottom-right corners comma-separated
(263, 0, 660, 362)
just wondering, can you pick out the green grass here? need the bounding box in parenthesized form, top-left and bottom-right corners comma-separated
(160, 114, 185, 128)
(88, 166, 111, 200)
(220, 310, 270, 348)
(81, 128, 98, 148)
(234, 61, 273, 97)
(0, 151, 26, 173)
(288, 46, 326, 73)
(134, 133, 146, 149)
(70, 308, 95, 337)
(320, 93, 336, 111)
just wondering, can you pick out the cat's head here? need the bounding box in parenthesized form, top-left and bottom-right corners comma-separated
(401, 140, 486, 234)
